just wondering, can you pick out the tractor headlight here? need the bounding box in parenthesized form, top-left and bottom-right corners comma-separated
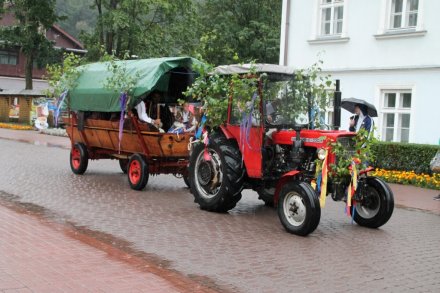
(317, 148, 326, 160)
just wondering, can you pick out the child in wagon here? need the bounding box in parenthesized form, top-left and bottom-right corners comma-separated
(168, 102, 198, 134)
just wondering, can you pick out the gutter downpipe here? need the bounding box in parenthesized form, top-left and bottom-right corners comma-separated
(281, 0, 291, 66)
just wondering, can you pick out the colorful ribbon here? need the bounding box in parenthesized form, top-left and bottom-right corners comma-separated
(54, 90, 68, 127)
(239, 93, 258, 153)
(346, 159, 359, 219)
(118, 92, 128, 153)
(319, 149, 329, 208)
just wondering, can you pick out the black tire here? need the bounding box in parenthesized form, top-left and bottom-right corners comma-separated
(353, 177, 394, 228)
(127, 154, 149, 191)
(119, 159, 129, 174)
(70, 143, 88, 175)
(257, 187, 275, 207)
(277, 181, 321, 236)
(188, 132, 245, 212)
(183, 174, 190, 188)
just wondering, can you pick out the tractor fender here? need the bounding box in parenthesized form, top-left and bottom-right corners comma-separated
(219, 125, 234, 140)
(274, 170, 301, 205)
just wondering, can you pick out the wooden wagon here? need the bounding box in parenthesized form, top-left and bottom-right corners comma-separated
(66, 57, 202, 190)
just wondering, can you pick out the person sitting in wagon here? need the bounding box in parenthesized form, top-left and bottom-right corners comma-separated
(144, 91, 174, 131)
(168, 102, 198, 134)
(134, 98, 162, 130)
(182, 102, 198, 132)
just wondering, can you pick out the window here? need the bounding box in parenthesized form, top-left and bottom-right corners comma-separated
(381, 91, 412, 142)
(0, 50, 18, 65)
(319, 0, 344, 36)
(390, 0, 419, 29)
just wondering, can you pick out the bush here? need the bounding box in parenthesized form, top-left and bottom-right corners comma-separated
(372, 142, 440, 174)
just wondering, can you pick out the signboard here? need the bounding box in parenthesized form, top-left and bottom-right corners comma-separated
(8, 97, 19, 119)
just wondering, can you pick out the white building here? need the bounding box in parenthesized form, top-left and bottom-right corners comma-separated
(280, 0, 440, 145)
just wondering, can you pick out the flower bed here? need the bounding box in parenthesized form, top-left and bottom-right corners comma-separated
(371, 169, 440, 190)
(0, 122, 34, 131)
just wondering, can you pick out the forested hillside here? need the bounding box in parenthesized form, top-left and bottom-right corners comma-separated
(56, 0, 282, 65)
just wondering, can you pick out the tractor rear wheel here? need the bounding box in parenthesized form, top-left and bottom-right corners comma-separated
(353, 177, 394, 228)
(189, 133, 244, 212)
(127, 154, 149, 190)
(70, 143, 88, 175)
(277, 181, 321, 236)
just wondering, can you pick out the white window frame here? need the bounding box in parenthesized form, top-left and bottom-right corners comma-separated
(309, 0, 350, 43)
(319, 0, 344, 36)
(377, 86, 414, 143)
(377, 0, 425, 37)
(390, 0, 419, 29)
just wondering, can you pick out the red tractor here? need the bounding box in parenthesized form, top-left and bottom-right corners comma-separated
(188, 64, 394, 236)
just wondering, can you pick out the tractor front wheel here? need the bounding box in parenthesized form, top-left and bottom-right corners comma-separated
(277, 181, 321, 236)
(353, 177, 394, 228)
(70, 143, 88, 175)
(127, 154, 149, 190)
(188, 133, 244, 212)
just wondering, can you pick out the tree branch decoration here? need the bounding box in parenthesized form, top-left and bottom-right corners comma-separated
(103, 53, 141, 152)
(45, 53, 84, 126)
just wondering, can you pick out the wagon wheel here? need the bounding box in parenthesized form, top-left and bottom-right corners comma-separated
(127, 154, 149, 190)
(70, 143, 89, 175)
(119, 159, 129, 174)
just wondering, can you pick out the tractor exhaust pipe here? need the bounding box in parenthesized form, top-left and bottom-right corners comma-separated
(333, 80, 341, 130)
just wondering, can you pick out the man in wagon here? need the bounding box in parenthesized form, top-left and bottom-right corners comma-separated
(144, 91, 174, 131)
(135, 97, 162, 129)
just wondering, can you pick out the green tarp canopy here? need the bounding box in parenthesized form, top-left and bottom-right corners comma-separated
(69, 57, 203, 112)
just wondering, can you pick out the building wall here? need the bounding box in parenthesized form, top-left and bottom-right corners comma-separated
(332, 68, 440, 144)
(0, 51, 46, 79)
(281, 0, 440, 145)
(0, 12, 85, 80)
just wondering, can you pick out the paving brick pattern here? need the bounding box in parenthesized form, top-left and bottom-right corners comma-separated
(0, 204, 183, 293)
(1, 138, 440, 292)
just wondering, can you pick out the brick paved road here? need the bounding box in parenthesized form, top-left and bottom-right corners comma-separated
(0, 203, 211, 293)
(1, 138, 439, 292)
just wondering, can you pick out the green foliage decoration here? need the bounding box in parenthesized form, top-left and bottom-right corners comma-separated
(184, 60, 259, 127)
(327, 128, 378, 179)
(185, 58, 333, 130)
(276, 60, 333, 128)
(45, 53, 84, 98)
(103, 52, 140, 96)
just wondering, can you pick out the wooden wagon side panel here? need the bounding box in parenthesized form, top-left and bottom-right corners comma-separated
(156, 134, 190, 157)
(66, 118, 191, 158)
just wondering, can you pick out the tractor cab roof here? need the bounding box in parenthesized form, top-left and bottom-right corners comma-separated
(214, 64, 295, 76)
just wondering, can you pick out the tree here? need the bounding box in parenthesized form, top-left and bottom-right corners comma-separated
(0, 0, 60, 89)
(196, 0, 282, 65)
(56, 0, 97, 37)
(82, 0, 198, 60)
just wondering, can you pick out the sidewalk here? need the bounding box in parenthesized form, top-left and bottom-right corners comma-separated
(1, 127, 438, 214)
(0, 128, 69, 149)
(0, 202, 215, 293)
(0, 128, 220, 293)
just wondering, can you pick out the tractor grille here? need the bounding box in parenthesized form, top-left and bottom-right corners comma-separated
(335, 136, 356, 164)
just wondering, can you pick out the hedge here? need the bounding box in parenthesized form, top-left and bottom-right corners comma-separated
(371, 142, 440, 174)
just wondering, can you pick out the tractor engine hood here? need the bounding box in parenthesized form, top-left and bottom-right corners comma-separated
(271, 129, 355, 147)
